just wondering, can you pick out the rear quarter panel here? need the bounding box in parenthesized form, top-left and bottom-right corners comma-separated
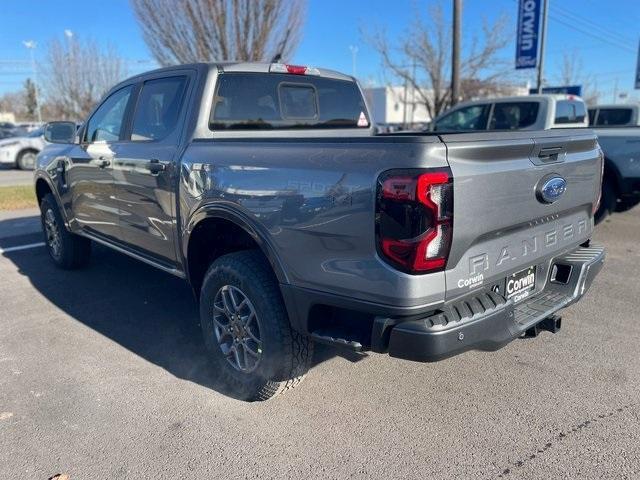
(179, 136, 450, 308)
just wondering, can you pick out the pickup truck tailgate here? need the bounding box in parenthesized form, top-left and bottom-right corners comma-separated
(440, 129, 601, 300)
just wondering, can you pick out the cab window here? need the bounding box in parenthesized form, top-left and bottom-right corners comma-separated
(594, 108, 633, 126)
(131, 76, 188, 141)
(488, 102, 539, 130)
(84, 86, 133, 143)
(433, 104, 491, 131)
(554, 100, 586, 125)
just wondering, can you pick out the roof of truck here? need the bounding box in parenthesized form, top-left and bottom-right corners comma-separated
(457, 94, 585, 105)
(123, 61, 354, 83)
(590, 103, 639, 110)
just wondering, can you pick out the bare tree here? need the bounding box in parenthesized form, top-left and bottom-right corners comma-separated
(130, 0, 306, 66)
(24, 79, 38, 121)
(365, 2, 512, 119)
(0, 91, 27, 120)
(43, 35, 126, 120)
(556, 51, 599, 105)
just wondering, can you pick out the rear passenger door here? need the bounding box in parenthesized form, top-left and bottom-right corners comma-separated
(112, 71, 192, 267)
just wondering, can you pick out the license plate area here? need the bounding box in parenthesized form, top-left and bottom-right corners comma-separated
(505, 266, 536, 302)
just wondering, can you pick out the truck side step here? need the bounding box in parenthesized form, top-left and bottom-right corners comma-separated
(309, 330, 363, 351)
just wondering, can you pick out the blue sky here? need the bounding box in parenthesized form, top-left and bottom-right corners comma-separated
(0, 0, 639, 101)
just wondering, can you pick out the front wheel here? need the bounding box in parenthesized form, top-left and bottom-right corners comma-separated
(200, 250, 313, 401)
(40, 193, 91, 269)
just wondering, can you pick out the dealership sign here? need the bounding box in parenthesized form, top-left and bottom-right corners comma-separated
(515, 0, 542, 69)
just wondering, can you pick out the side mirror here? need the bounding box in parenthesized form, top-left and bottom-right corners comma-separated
(44, 121, 77, 144)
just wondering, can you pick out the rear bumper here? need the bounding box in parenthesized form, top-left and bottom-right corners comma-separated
(382, 244, 605, 362)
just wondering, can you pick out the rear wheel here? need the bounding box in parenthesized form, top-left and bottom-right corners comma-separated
(40, 193, 91, 269)
(16, 149, 38, 170)
(595, 177, 616, 224)
(200, 250, 312, 401)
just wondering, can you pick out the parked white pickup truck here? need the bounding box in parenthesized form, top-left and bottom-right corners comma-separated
(587, 104, 640, 221)
(430, 95, 640, 222)
(431, 94, 588, 132)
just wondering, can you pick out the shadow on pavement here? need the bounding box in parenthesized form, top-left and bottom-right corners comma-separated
(0, 213, 42, 248)
(1, 216, 364, 397)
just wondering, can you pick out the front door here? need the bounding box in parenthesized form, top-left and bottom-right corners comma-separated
(66, 85, 134, 241)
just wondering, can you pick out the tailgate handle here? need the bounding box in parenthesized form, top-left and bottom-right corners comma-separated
(538, 146, 563, 163)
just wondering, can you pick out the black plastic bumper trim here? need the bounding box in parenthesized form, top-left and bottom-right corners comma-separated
(386, 244, 605, 362)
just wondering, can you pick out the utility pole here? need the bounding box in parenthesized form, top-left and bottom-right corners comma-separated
(536, 0, 549, 94)
(402, 78, 408, 129)
(410, 60, 417, 126)
(451, 0, 461, 106)
(22, 40, 42, 123)
(349, 45, 358, 78)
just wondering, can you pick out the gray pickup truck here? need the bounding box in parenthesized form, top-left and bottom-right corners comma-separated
(588, 104, 640, 221)
(36, 63, 605, 401)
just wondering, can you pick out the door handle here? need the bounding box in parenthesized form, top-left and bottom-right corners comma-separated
(148, 159, 166, 174)
(537, 146, 563, 163)
(97, 157, 111, 168)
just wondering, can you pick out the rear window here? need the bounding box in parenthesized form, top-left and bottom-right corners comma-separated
(210, 73, 369, 130)
(554, 100, 587, 125)
(594, 108, 633, 126)
(488, 102, 539, 130)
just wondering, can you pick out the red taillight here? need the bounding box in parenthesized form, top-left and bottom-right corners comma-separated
(377, 169, 453, 274)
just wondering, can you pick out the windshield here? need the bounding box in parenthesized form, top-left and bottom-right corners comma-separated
(28, 127, 44, 138)
(433, 104, 491, 131)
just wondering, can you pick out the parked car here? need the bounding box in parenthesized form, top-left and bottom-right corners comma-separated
(587, 104, 640, 221)
(0, 126, 46, 170)
(0, 129, 16, 140)
(431, 94, 588, 131)
(36, 63, 604, 401)
(16, 121, 43, 133)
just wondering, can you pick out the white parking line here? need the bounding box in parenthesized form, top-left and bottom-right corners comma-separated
(0, 242, 46, 254)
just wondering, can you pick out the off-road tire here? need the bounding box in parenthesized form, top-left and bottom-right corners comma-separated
(40, 193, 91, 269)
(200, 250, 313, 401)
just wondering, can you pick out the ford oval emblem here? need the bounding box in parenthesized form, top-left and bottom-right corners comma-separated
(537, 175, 567, 204)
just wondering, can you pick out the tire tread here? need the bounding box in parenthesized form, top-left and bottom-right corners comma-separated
(200, 250, 312, 401)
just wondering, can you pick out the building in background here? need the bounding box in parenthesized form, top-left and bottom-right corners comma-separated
(0, 112, 16, 124)
(363, 86, 432, 130)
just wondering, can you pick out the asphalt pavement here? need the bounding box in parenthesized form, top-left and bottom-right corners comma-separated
(0, 208, 638, 479)
(0, 167, 33, 187)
